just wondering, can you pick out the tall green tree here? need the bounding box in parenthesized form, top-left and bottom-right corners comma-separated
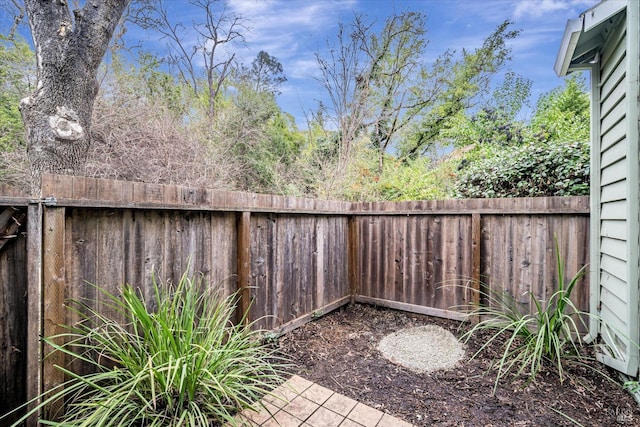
(356, 11, 428, 174)
(238, 50, 287, 95)
(530, 74, 589, 143)
(439, 72, 533, 148)
(400, 21, 520, 157)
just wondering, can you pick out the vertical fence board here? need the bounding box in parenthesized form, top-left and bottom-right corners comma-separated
(471, 213, 481, 310)
(237, 212, 251, 324)
(211, 213, 236, 297)
(315, 218, 326, 308)
(0, 217, 27, 424)
(123, 210, 144, 290)
(42, 207, 66, 420)
(96, 210, 125, 325)
(25, 202, 43, 427)
(249, 215, 265, 328)
(249, 214, 273, 330)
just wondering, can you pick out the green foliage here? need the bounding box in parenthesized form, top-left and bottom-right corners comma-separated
(442, 107, 530, 148)
(401, 21, 520, 157)
(531, 75, 590, 143)
(219, 83, 304, 193)
(361, 11, 428, 165)
(110, 52, 188, 117)
(373, 157, 457, 201)
(325, 146, 458, 202)
(3, 269, 285, 426)
(461, 239, 589, 390)
(440, 72, 532, 148)
(238, 50, 287, 95)
(0, 35, 34, 151)
(449, 75, 590, 199)
(491, 71, 532, 119)
(455, 140, 589, 198)
(376, 160, 455, 201)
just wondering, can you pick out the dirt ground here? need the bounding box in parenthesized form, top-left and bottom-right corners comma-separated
(277, 303, 640, 427)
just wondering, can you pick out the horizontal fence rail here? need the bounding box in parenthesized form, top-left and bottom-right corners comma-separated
(0, 175, 590, 424)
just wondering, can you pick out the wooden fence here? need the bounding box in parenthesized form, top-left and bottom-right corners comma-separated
(352, 198, 590, 320)
(0, 175, 590, 424)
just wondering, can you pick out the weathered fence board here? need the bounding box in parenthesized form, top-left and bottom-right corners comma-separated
(354, 215, 474, 319)
(480, 213, 589, 312)
(249, 214, 349, 331)
(63, 208, 239, 302)
(0, 195, 28, 425)
(0, 227, 27, 423)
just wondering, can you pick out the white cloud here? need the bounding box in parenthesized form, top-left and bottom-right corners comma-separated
(228, 0, 357, 60)
(286, 57, 320, 80)
(223, 0, 359, 111)
(513, 0, 596, 20)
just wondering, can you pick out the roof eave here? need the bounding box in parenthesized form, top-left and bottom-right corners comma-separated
(554, 0, 629, 77)
(584, 0, 628, 31)
(554, 17, 584, 77)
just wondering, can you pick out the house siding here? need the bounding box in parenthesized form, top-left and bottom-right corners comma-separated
(594, 5, 640, 375)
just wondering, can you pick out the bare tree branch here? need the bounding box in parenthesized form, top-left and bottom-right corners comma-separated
(140, 0, 247, 120)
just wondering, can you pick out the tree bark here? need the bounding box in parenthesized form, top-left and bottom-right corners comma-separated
(20, 0, 130, 196)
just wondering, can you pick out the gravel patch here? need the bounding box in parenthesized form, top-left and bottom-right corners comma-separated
(377, 324, 465, 373)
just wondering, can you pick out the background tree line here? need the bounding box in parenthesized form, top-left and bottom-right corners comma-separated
(0, 0, 589, 200)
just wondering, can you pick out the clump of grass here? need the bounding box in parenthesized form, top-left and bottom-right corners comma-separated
(461, 238, 588, 391)
(4, 269, 286, 426)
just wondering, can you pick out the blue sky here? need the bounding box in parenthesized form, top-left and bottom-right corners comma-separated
(4, 0, 601, 125)
(208, 0, 600, 124)
(220, 0, 600, 121)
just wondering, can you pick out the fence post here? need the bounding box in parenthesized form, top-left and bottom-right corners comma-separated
(26, 202, 43, 427)
(348, 216, 358, 303)
(41, 206, 66, 421)
(471, 213, 482, 321)
(236, 211, 251, 324)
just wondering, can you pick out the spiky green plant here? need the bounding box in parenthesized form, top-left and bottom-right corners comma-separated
(3, 269, 286, 426)
(461, 238, 588, 391)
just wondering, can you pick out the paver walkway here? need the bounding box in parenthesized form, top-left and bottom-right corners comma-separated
(234, 375, 414, 427)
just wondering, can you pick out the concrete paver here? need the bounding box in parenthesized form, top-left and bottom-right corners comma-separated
(301, 383, 334, 405)
(233, 375, 414, 427)
(323, 393, 358, 416)
(378, 413, 413, 427)
(238, 402, 279, 425)
(261, 410, 302, 427)
(305, 406, 345, 427)
(283, 396, 321, 421)
(345, 402, 384, 426)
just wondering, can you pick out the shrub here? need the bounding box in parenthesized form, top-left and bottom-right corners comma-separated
(454, 140, 589, 198)
(461, 238, 589, 391)
(3, 270, 286, 426)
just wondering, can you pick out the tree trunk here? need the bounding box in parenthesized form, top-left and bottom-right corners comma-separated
(20, 0, 130, 196)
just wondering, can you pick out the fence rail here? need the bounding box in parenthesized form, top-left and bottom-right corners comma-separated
(0, 175, 590, 424)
